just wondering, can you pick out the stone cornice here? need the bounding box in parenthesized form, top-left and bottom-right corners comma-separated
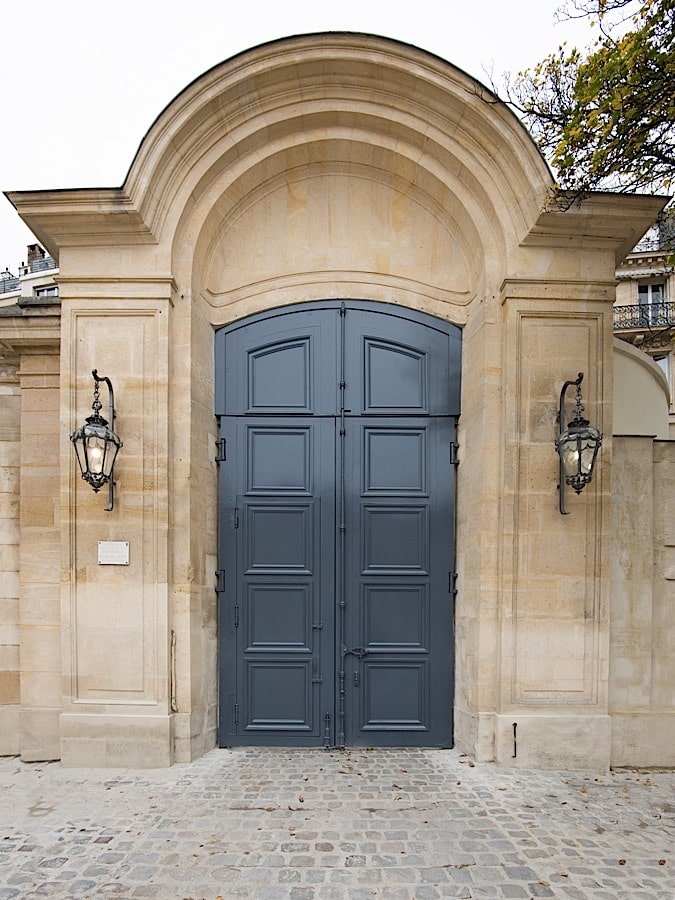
(521, 193, 669, 265)
(500, 277, 618, 303)
(3, 188, 155, 261)
(0, 308, 60, 350)
(616, 251, 673, 279)
(57, 276, 177, 301)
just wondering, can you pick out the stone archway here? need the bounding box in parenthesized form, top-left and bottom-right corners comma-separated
(5, 34, 662, 768)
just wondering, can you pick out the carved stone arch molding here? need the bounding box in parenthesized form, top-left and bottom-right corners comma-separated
(5, 33, 665, 768)
(161, 36, 553, 319)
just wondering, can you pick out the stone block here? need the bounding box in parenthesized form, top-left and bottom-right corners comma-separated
(0, 670, 19, 704)
(0, 704, 19, 755)
(20, 707, 61, 761)
(0, 572, 19, 599)
(0, 623, 19, 645)
(0, 644, 19, 669)
(610, 713, 675, 767)
(60, 712, 173, 768)
(19, 669, 61, 709)
(18, 624, 61, 675)
(495, 714, 612, 770)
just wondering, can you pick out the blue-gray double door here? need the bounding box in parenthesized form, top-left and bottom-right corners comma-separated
(216, 302, 461, 747)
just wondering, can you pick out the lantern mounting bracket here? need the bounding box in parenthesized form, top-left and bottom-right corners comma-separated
(93, 370, 116, 512)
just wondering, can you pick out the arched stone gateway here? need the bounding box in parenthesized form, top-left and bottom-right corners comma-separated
(3, 35, 669, 767)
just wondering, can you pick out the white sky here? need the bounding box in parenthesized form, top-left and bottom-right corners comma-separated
(1, 0, 598, 270)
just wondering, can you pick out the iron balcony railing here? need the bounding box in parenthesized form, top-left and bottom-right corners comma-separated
(26, 256, 57, 274)
(0, 256, 58, 295)
(0, 276, 20, 295)
(614, 301, 675, 330)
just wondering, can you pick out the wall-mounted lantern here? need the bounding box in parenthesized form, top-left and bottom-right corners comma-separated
(70, 370, 122, 511)
(555, 372, 602, 515)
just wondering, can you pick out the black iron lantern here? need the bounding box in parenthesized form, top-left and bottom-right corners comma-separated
(555, 372, 602, 515)
(70, 370, 122, 511)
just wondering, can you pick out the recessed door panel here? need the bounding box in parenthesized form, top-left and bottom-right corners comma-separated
(363, 584, 428, 649)
(217, 302, 460, 748)
(361, 662, 428, 730)
(247, 427, 312, 494)
(246, 662, 313, 730)
(363, 428, 427, 495)
(245, 502, 315, 574)
(246, 584, 312, 650)
(362, 505, 429, 573)
(248, 339, 311, 411)
(364, 339, 427, 412)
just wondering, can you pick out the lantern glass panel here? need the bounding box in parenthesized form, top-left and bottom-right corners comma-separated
(579, 435, 599, 476)
(560, 436, 581, 479)
(102, 436, 120, 479)
(72, 432, 86, 476)
(85, 431, 107, 475)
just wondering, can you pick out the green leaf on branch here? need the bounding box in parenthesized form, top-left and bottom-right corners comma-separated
(499, 0, 675, 206)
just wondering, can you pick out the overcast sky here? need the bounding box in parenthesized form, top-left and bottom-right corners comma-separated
(1, 0, 597, 270)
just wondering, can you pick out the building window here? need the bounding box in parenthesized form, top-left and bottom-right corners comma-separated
(654, 351, 670, 377)
(637, 281, 667, 324)
(653, 352, 673, 404)
(34, 285, 59, 298)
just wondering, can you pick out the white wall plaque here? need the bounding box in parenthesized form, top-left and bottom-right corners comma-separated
(98, 541, 130, 565)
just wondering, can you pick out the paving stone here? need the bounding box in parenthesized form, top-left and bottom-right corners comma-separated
(528, 883, 556, 897)
(0, 748, 674, 897)
(500, 885, 530, 898)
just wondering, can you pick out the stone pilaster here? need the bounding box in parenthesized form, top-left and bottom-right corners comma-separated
(495, 279, 614, 768)
(18, 351, 61, 761)
(0, 357, 20, 755)
(59, 290, 171, 766)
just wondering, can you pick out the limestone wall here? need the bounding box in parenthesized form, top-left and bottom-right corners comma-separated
(0, 359, 20, 754)
(19, 351, 61, 761)
(610, 437, 675, 766)
(614, 339, 670, 440)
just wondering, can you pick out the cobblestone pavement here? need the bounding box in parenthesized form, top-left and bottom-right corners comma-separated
(0, 748, 673, 899)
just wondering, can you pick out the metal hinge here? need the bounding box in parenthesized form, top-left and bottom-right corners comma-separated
(215, 569, 226, 594)
(233, 701, 239, 726)
(234, 604, 239, 628)
(215, 437, 227, 463)
(449, 571, 458, 596)
(449, 442, 459, 466)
